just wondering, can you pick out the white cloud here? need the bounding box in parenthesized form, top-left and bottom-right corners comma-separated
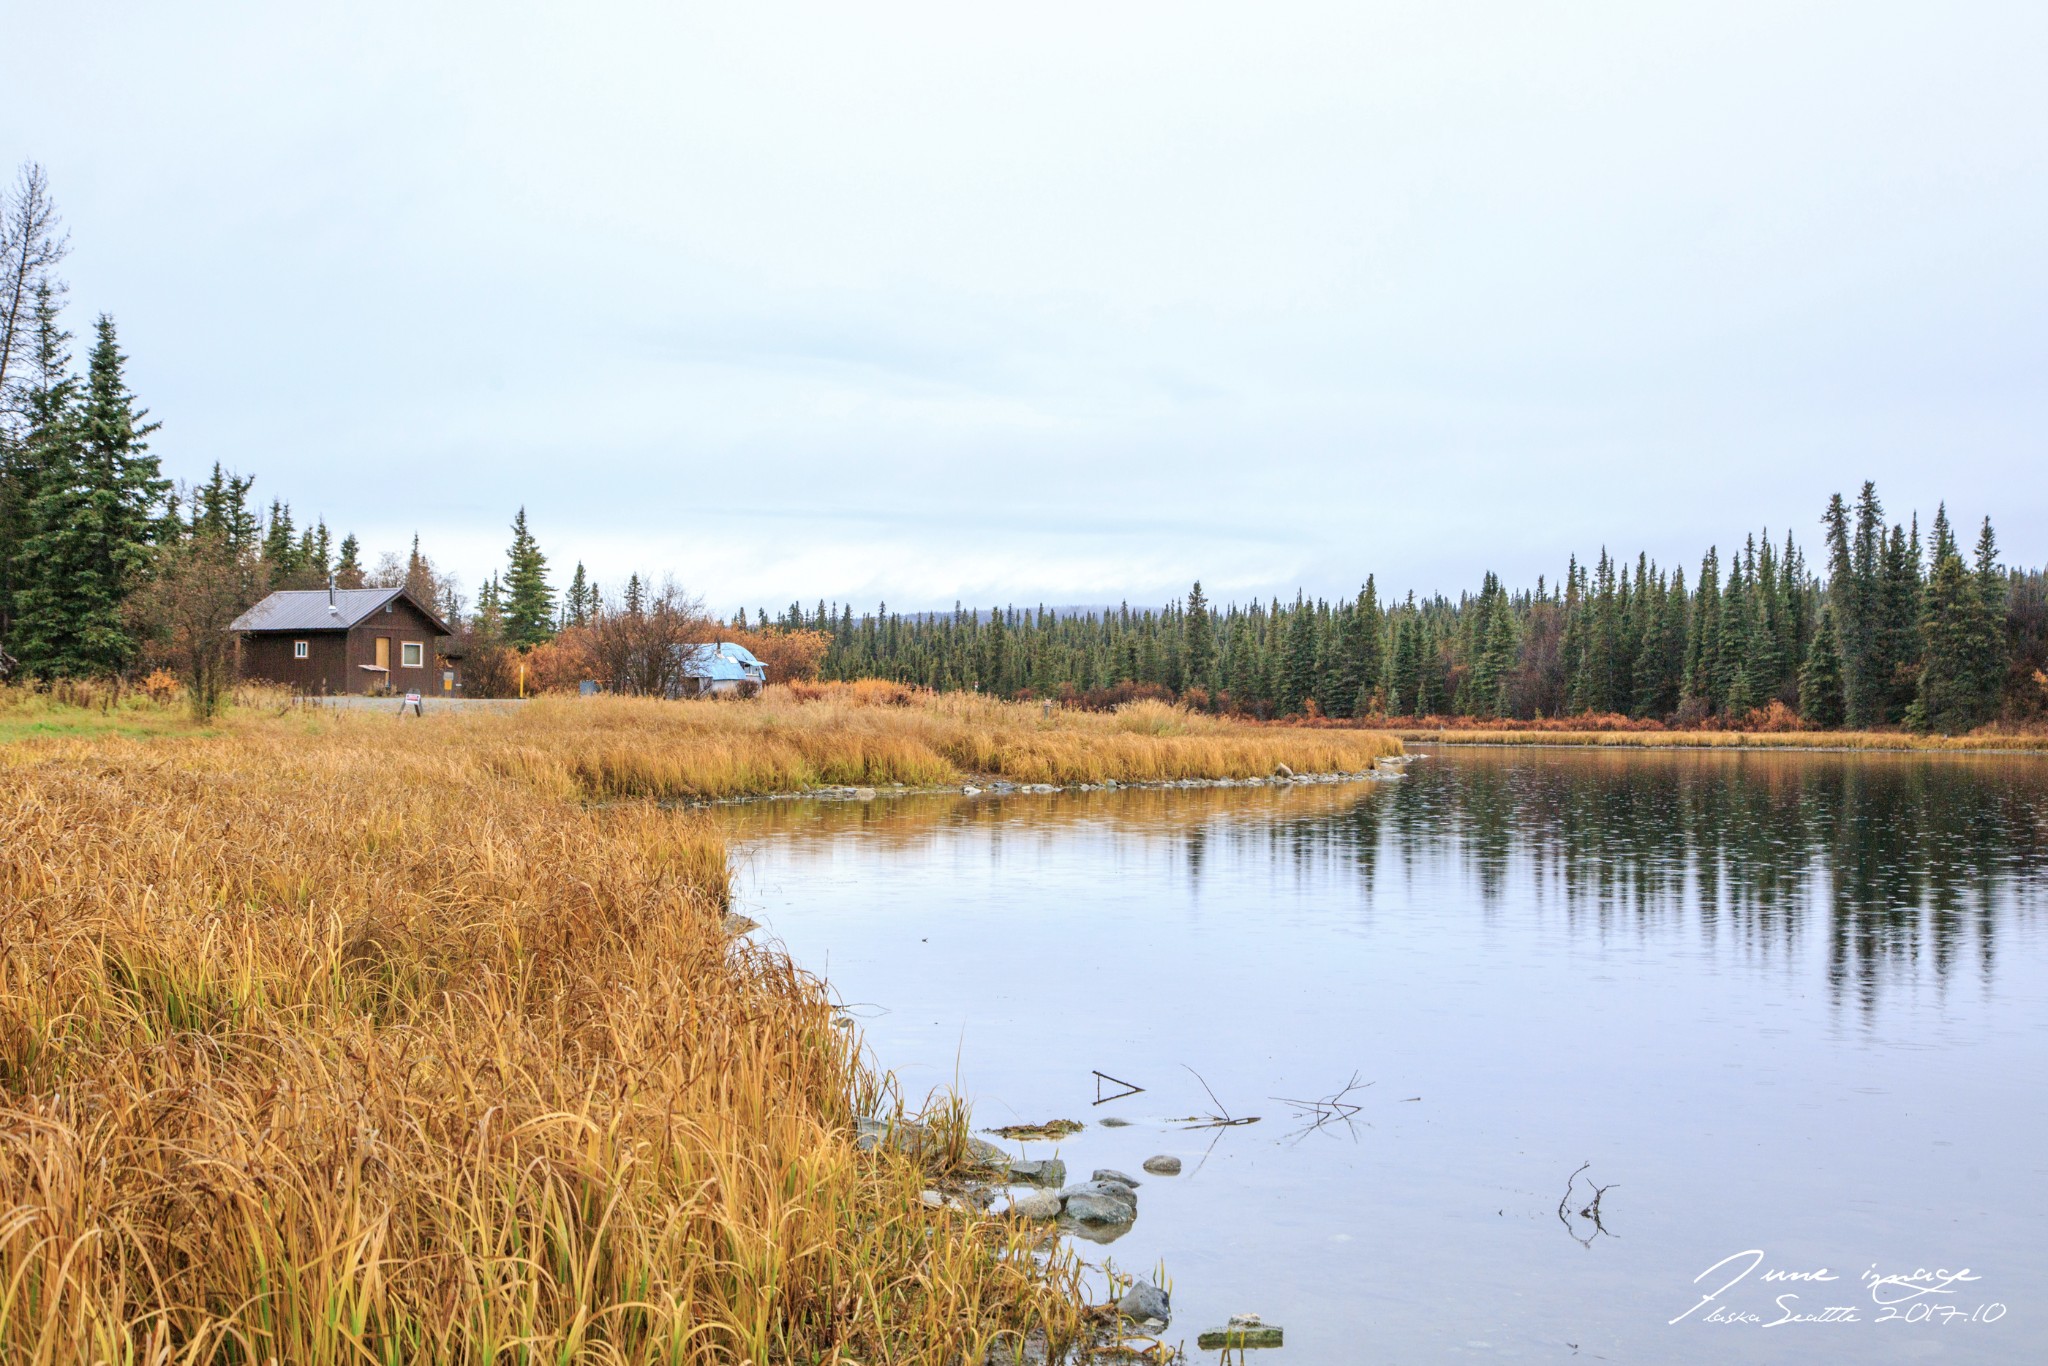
(12, 1, 2046, 610)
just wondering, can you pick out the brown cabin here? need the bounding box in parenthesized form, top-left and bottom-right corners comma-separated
(231, 587, 460, 696)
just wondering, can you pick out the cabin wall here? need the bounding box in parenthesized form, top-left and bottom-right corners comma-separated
(344, 598, 448, 694)
(240, 631, 351, 693)
(240, 598, 455, 695)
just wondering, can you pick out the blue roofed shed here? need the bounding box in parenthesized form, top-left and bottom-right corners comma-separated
(669, 641, 768, 698)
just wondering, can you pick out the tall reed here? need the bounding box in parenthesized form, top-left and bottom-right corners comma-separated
(0, 720, 1083, 1364)
(458, 690, 1406, 801)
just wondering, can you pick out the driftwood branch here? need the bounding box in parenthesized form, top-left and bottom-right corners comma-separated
(1171, 1065, 1259, 1129)
(1092, 1070, 1145, 1105)
(1272, 1071, 1373, 1141)
(1556, 1161, 1619, 1247)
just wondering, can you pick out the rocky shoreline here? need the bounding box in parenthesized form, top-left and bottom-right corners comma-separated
(683, 756, 1411, 810)
(858, 1115, 1285, 1356)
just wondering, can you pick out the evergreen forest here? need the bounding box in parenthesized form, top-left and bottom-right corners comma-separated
(4, 161, 2044, 733)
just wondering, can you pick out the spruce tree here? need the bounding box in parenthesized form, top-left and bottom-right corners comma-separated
(1351, 577, 1386, 717)
(1827, 486, 1885, 727)
(1876, 520, 1923, 722)
(1746, 534, 1789, 706)
(1798, 606, 1847, 728)
(1685, 547, 1721, 712)
(564, 562, 590, 629)
(1477, 588, 1519, 719)
(261, 500, 301, 580)
(334, 533, 365, 588)
(1718, 553, 1755, 716)
(1971, 518, 2008, 717)
(1183, 581, 1216, 691)
(190, 463, 258, 550)
(1225, 615, 1261, 711)
(13, 312, 164, 676)
(4, 285, 78, 672)
(1389, 603, 1423, 717)
(1281, 596, 1318, 713)
(302, 520, 331, 577)
(1631, 571, 1679, 718)
(1915, 541, 1994, 733)
(501, 507, 555, 648)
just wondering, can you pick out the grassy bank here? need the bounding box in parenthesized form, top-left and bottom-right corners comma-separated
(1387, 726, 2048, 752)
(462, 687, 1406, 800)
(0, 717, 1088, 1364)
(0, 687, 1391, 1363)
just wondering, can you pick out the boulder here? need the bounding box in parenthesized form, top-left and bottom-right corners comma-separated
(1006, 1190, 1062, 1220)
(1063, 1190, 1136, 1224)
(1004, 1158, 1067, 1188)
(1141, 1155, 1182, 1175)
(1090, 1168, 1141, 1189)
(855, 1116, 923, 1153)
(1115, 1283, 1171, 1330)
(1059, 1180, 1137, 1224)
(964, 1136, 1013, 1169)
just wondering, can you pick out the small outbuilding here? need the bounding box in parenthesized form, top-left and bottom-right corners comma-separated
(231, 585, 459, 696)
(670, 641, 768, 698)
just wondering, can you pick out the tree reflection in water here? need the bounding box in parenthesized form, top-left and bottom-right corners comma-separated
(718, 750, 2046, 1015)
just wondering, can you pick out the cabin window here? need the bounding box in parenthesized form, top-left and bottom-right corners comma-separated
(293, 640, 309, 659)
(401, 641, 423, 668)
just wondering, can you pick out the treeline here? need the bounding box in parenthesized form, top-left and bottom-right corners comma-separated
(5, 161, 2044, 730)
(762, 486, 2044, 735)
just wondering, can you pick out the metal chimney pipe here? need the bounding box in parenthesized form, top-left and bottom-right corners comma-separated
(328, 573, 338, 614)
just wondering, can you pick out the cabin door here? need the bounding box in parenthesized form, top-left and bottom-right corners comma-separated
(374, 637, 390, 670)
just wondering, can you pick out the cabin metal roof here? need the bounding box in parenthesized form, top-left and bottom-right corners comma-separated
(676, 642, 769, 681)
(229, 588, 454, 636)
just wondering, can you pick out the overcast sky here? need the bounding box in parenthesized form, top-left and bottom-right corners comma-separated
(11, 2, 2045, 614)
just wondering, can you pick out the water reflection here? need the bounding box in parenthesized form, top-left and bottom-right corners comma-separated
(726, 750, 2048, 1364)
(724, 750, 2048, 1014)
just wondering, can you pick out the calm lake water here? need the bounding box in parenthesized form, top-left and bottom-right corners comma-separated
(724, 749, 2048, 1364)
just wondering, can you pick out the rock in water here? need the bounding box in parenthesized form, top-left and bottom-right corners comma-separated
(1115, 1282, 1171, 1330)
(1006, 1190, 1061, 1220)
(1060, 1183, 1137, 1224)
(919, 1189, 945, 1209)
(1141, 1154, 1182, 1175)
(1005, 1158, 1067, 1188)
(855, 1116, 921, 1153)
(1063, 1191, 1135, 1224)
(964, 1136, 1014, 1169)
(1090, 1168, 1141, 1188)
(1198, 1318, 1282, 1350)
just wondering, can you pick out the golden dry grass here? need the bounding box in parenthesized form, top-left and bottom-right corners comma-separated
(461, 689, 1405, 800)
(0, 717, 1086, 1365)
(1389, 727, 2048, 752)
